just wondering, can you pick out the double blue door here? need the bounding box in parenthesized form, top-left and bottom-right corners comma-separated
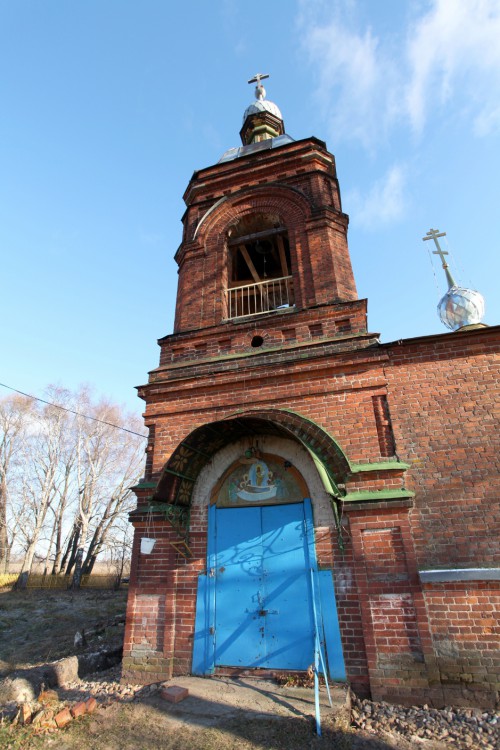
(193, 499, 346, 678)
(213, 502, 314, 670)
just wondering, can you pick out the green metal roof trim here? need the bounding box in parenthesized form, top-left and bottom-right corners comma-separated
(151, 410, 351, 509)
(130, 502, 190, 531)
(130, 481, 157, 490)
(342, 488, 415, 503)
(271, 408, 350, 469)
(306, 449, 340, 496)
(348, 461, 410, 474)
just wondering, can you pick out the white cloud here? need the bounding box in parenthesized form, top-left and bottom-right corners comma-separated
(299, 3, 398, 149)
(299, 0, 500, 145)
(344, 165, 407, 229)
(406, 0, 500, 135)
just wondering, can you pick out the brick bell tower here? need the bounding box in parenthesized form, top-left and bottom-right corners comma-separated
(123, 75, 415, 700)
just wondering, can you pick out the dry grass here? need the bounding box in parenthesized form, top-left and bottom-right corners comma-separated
(0, 589, 127, 674)
(0, 704, 363, 750)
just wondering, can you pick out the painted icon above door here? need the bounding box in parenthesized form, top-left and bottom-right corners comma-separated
(213, 453, 307, 507)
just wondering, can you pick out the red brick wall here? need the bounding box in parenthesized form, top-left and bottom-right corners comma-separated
(125, 327, 499, 705)
(344, 506, 436, 704)
(123, 517, 207, 683)
(125, 122, 499, 705)
(174, 139, 357, 333)
(423, 581, 500, 706)
(384, 330, 500, 569)
(142, 339, 392, 483)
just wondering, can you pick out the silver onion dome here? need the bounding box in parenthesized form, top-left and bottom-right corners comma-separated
(243, 73, 283, 123)
(243, 97, 283, 123)
(219, 74, 292, 162)
(423, 228, 486, 332)
(438, 286, 486, 331)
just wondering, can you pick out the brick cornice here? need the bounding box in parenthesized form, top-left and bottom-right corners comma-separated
(141, 335, 386, 393)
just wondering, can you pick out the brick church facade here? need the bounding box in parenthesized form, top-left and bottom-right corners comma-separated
(123, 82, 500, 708)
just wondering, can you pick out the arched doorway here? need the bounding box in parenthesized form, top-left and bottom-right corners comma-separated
(149, 410, 350, 680)
(186, 435, 346, 680)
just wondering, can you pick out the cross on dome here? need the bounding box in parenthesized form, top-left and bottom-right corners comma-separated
(422, 228, 485, 331)
(248, 72, 269, 101)
(423, 228, 456, 288)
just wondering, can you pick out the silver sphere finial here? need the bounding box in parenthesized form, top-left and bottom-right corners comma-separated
(437, 287, 485, 330)
(423, 228, 486, 331)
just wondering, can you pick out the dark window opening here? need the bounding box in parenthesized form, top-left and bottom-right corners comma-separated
(225, 214, 295, 320)
(227, 214, 291, 286)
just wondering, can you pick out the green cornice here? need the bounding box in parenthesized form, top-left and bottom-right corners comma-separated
(348, 461, 410, 474)
(342, 488, 415, 503)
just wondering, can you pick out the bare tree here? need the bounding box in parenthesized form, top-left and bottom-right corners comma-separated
(16, 394, 72, 587)
(0, 395, 33, 573)
(107, 516, 134, 586)
(69, 393, 144, 589)
(2, 385, 145, 587)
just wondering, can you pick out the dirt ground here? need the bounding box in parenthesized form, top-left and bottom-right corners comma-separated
(0, 590, 492, 750)
(0, 589, 127, 674)
(0, 693, 438, 750)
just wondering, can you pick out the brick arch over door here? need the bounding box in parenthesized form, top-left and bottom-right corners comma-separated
(151, 409, 352, 516)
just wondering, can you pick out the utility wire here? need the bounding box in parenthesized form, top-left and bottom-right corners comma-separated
(0, 382, 148, 439)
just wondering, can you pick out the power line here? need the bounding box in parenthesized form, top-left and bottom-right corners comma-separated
(0, 382, 148, 439)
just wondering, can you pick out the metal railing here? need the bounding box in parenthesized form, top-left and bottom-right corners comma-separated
(226, 276, 294, 320)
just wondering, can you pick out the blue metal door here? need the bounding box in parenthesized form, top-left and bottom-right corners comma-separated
(214, 503, 315, 670)
(213, 507, 265, 666)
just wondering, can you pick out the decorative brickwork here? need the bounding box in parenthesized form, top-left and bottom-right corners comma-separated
(124, 121, 500, 707)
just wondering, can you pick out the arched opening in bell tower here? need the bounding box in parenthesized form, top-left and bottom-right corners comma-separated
(225, 213, 294, 319)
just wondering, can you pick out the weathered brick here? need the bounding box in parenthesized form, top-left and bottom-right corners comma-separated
(122, 115, 500, 709)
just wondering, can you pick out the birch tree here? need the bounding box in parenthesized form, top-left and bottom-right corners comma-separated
(68, 394, 144, 588)
(1, 386, 145, 584)
(16, 395, 72, 586)
(0, 395, 32, 572)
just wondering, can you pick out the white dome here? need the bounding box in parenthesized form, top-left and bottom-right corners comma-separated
(243, 99, 282, 123)
(437, 286, 485, 331)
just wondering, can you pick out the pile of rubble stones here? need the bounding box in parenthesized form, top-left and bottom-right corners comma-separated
(4, 690, 98, 734)
(350, 695, 499, 749)
(58, 665, 158, 704)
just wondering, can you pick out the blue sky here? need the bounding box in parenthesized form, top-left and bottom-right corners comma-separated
(1, 0, 499, 418)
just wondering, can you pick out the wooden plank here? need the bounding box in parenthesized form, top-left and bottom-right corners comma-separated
(276, 235, 289, 277)
(227, 227, 285, 246)
(239, 245, 261, 283)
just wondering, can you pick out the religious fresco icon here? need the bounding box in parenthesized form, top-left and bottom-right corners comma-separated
(236, 460, 277, 502)
(214, 453, 306, 508)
